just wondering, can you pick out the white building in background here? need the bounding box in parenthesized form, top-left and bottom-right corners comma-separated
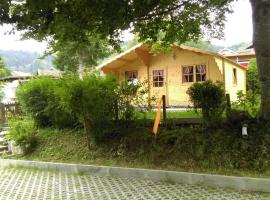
(0, 71, 32, 104)
(0, 68, 62, 104)
(37, 67, 62, 77)
(1, 80, 19, 104)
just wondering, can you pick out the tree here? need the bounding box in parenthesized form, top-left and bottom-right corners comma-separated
(0, 57, 11, 78)
(2, 0, 270, 120)
(3, 1, 233, 45)
(250, 0, 270, 120)
(51, 35, 112, 74)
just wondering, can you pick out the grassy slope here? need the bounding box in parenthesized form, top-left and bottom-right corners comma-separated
(8, 127, 270, 179)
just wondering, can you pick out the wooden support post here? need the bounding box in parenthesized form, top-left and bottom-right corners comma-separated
(162, 95, 167, 127)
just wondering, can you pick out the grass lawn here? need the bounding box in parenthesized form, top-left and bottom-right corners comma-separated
(136, 110, 201, 119)
(6, 127, 270, 179)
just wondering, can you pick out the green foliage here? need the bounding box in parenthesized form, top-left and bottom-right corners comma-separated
(0, 57, 11, 77)
(15, 124, 270, 173)
(4, 1, 233, 49)
(7, 117, 38, 154)
(247, 58, 260, 93)
(233, 90, 260, 118)
(187, 81, 226, 126)
(59, 74, 118, 143)
(16, 76, 77, 128)
(157, 124, 270, 172)
(51, 35, 113, 72)
(115, 81, 155, 121)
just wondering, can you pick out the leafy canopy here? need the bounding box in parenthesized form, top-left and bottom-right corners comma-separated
(4, 0, 233, 46)
(51, 35, 113, 72)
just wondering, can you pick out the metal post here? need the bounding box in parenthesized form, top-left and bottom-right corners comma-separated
(162, 95, 167, 126)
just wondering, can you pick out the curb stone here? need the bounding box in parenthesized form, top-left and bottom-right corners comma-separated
(1, 159, 270, 193)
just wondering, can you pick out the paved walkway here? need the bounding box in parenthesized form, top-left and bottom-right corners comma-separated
(0, 167, 269, 200)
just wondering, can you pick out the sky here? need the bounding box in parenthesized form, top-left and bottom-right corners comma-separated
(0, 0, 252, 53)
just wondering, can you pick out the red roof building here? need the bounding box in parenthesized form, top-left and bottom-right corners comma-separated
(220, 49, 256, 69)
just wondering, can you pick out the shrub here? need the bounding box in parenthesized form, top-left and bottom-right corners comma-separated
(233, 90, 260, 118)
(187, 80, 226, 126)
(16, 76, 78, 128)
(7, 117, 38, 154)
(247, 58, 260, 93)
(59, 73, 118, 144)
(115, 80, 155, 122)
(155, 124, 270, 172)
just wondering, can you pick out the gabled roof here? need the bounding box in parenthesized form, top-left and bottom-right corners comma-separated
(224, 48, 256, 58)
(97, 43, 146, 70)
(97, 43, 246, 71)
(218, 48, 237, 55)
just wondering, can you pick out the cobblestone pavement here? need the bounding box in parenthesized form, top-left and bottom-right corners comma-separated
(0, 167, 269, 200)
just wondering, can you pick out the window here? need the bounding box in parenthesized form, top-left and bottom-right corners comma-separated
(182, 64, 207, 83)
(182, 66, 194, 83)
(153, 70, 164, 87)
(195, 64, 206, 82)
(233, 68, 237, 84)
(125, 71, 138, 83)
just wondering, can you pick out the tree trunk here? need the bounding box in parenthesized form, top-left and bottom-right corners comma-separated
(250, 0, 270, 120)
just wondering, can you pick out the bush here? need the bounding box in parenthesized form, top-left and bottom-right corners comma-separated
(155, 124, 270, 172)
(7, 117, 38, 154)
(247, 58, 260, 93)
(233, 90, 260, 118)
(59, 74, 118, 144)
(16, 76, 78, 128)
(115, 80, 155, 122)
(187, 80, 226, 126)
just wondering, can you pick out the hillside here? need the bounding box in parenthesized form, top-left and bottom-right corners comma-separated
(0, 50, 54, 74)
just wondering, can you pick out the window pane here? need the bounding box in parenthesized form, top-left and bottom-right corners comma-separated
(183, 75, 188, 83)
(195, 65, 206, 82)
(233, 68, 237, 84)
(183, 66, 193, 74)
(189, 75, 193, 82)
(196, 74, 201, 82)
(153, 70, 164, 87)
(125, 71, 138, 82)
(201, 74, 206, 81)
(153, 76, 159, 82)
(182, 66, 194, 83)
(196, 65, 206, 73)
